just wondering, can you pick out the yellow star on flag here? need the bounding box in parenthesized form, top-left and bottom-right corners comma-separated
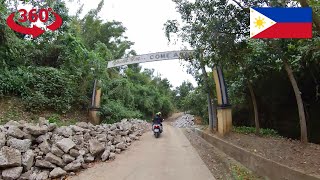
(254, 17, 265, 29)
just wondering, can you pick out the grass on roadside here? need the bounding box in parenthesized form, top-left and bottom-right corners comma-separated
(0, 111, 77, 127)
(0, 97, 83, 126)
(0, 109, 21, 124)
(233, 126, 280, 137)
(231, 164, 257, 180)
(47, 113, 77, 127)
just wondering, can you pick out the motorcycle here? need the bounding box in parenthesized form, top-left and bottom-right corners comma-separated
(152, 123, 163, 138)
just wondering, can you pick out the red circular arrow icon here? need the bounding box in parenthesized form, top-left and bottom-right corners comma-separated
(6, 12, 45, 38)
(6, 9, 63, 38)
(47, 11, 63, 31)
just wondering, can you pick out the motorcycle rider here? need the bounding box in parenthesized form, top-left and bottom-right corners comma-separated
(153, 112, 163, 132)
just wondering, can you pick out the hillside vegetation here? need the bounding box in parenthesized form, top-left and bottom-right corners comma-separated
(0, 0, 175, 123)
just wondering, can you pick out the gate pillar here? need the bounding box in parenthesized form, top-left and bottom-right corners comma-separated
(213, 66, 232, 136)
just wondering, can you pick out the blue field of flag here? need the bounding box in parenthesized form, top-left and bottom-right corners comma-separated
(252, 7, 312, 23)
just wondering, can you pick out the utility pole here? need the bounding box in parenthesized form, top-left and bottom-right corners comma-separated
(211, 98, 216, 129)
(207, 93, 213, 130)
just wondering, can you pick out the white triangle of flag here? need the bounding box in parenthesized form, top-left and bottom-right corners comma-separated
(250, 8, 276, 38)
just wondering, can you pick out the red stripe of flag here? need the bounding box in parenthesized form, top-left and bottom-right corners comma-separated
(252, 23, 312, 39)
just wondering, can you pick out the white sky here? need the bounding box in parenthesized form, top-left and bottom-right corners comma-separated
(65, 0, 198, 88)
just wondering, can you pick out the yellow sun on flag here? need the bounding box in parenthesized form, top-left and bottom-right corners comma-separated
(254, 16, 265, 29)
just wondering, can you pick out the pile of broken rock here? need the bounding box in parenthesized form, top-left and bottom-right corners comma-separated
(172, 114, 195, 128)
(0, 118, 149, 180)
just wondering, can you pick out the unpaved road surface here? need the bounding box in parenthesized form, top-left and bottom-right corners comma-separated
(68, 123, 215, 180)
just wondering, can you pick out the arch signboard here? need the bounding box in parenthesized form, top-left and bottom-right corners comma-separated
(107, 50, 194, 68)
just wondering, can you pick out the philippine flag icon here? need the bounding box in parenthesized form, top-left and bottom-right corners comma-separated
(250, 7, 313, 39)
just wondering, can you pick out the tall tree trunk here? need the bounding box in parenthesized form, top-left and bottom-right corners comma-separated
(200, 61, 217, 131)
(283, 59, 308, 144)
(207, 92, 213, 129)
(298, 0, 320, 35)
(247, 81, 260, 135)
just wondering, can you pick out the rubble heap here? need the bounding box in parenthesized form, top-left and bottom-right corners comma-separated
(0, 118, 149, 180)
(172, 114, 195, 128)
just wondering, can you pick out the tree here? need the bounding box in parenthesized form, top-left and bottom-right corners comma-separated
(177, 81, 194, 98)
(181, 86, 209, 122)
(164, 0, 259, 131)
(165, 0, 320, 143)
(175, 80, 194, 110)
(297, 0, 320, 35)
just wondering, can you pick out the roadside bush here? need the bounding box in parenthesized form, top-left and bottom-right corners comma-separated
(23, 67, 77, 113)
(0, 67, 78, 113)
(48, 114, 77, 126)
(181, 87, 209, 123)
(231, 164, 256, 180)
(100, 100, 143, 123)
(0, 68, 30, 96)
(159, 96, 174, 117)
(233, 126, 280, 137)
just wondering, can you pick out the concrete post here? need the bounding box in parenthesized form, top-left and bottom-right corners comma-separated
(213, 66, 232, 136)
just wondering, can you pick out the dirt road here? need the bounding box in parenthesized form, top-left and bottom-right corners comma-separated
(68, 123, 215, 180)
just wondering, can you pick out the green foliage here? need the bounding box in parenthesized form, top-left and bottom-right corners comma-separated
(48, 114, 77, 127)
(0, 67, 77, 113)
(158, 96, 174, 118)
(180, 86, 209, 123)
(100, 100, 143, 124)
(165, 0, 320, 143)
(0, 68, 27, 96)
(0, 0, 177, 123)
(99, 66, 175, 122)
(0, 109, 21, 124)
(47, 114, 60, 124)
(174, 81, 194, 110)
(23, 67, 77, 113)
(105, 78, 135, 108)
(123, 66, 175, 118)
(231, 164, 257, 180)
(233, 126, 280, 137)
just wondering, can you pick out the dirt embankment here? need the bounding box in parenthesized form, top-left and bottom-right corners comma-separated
(183, 122, 320, 178)
(223, 133, 320, 176)
(0, 97, 88, 125)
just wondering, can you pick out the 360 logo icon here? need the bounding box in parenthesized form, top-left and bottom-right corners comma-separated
(6, 8, 63, 38)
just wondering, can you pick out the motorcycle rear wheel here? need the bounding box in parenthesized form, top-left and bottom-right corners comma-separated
(154, 132, 160, 138)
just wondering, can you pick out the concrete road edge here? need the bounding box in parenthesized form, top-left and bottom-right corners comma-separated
(191, 128, 320, 180)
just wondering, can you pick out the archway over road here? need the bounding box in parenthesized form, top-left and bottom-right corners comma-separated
(90, 50, 232, 135)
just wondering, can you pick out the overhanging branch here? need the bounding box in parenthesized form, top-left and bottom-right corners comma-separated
(230, 0, 249, 12)
(298, 0, 320, 36)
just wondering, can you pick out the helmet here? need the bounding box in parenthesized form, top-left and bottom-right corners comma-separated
(156, 112, 162, 116)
